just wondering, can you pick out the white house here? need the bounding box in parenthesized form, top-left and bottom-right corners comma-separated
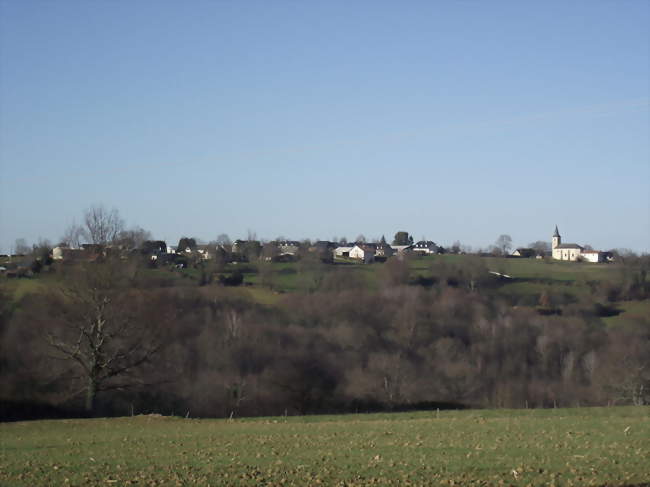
(196, 245, 213, 260)
(349, 245, 375, 263)
(580, 250, 605, 263)
(413, 240, 438, 255)
(391, 245, 413, 255)
(512, 248, 535, 258)
(375, 243, 394, 257)
(277, 240, 300, 256)
(52, 246, 66, 260)
(50, 246, 92, 261)
(334, 246, 354, 258)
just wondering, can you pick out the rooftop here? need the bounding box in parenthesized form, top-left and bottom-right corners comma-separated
(555, 243, 583, 250)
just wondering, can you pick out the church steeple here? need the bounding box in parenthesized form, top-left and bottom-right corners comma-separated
(552, 225, 561, 249)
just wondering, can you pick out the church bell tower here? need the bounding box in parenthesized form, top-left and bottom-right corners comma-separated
(552, 225, 561, 249)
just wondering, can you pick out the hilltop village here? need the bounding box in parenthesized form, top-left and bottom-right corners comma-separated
(2, 226, 615, 277)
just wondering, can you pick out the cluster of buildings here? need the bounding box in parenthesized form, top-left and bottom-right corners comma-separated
(512, 227, 610, 263)
(42, 227, 610, 266)
(333, 240, 440, 263)
(47, 238, 444, 265)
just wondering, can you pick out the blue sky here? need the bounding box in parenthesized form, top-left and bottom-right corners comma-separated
(1, 1, 648, 252)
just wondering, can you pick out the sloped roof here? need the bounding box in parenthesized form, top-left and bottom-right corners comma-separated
(555, 243, 583, 250)
(553, 225, 560, 238)
(391, 245, 413, 251)
(414, 240, 436, 248)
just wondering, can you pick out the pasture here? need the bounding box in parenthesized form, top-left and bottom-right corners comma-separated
(1, 253, 646, 323)
(1, 407, 648, 486)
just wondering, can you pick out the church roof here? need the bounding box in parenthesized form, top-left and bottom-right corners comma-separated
(553, 225, 560, 237)
(555, 243, 583, 250)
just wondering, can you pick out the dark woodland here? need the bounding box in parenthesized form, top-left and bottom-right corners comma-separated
(1, 249, 649, 421)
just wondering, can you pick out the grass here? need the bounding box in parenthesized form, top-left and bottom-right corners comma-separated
(602, 300, 650, 327)
(0, 272, 63, 302)
(3, 256, 646, 326)
(1, 407, 648, 486)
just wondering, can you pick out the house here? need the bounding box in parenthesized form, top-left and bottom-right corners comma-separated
(580, 250, 605, 263)
(334, 246, 354, 258)
(51, 246, 66, 260)
(413, 241, 438, 255)
(142, 240, 167, 254)
(81, 244, 103, 253)
(231, 240, 246, 254)
(196, 245, 214, 260)
(391, 245, 413, 255)
(375, 243, 394, 258)
(551, 226, 605, 262)
(512, 248, 536, 258)
(349, 244, 375, 263)
(51, 246, 96, 262)
(277, 240, 301, 256)
(141, 241, 168, 260)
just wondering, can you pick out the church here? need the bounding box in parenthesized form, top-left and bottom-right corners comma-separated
(551, 226, 605, 263)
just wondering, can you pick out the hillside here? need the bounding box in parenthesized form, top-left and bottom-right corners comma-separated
(1, 253, 647, 419)
(208, 254, 649, 323)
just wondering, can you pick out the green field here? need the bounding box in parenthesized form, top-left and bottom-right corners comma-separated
(1, 407, 648, 486)
(2, 254, 647, 323)
(230, 254, 647, 322)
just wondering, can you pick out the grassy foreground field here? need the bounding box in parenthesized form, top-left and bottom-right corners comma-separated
(1, 407, 648, 486)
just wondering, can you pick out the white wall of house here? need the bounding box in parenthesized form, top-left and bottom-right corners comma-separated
(334, 246, 353, 257)
(581, 251, 603, 263)
(376, 246, 394, 257)
(349, 245, 366, 260)
(279, 244, 299, 255)
(349, 245, 375, 263)
(391, 245, 412, 254)
(197, 249, 212, 260)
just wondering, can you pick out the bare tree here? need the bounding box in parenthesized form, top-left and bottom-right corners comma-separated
(13, 238, 30, 255)
(215, 233, 231, 246)
(32, 238, 52, 261)
(495, 234, 513, 256)
(43, 260, 165, 412)
(529, 240, 551, 256)
(83, 205, 124, 245)
(61, 222, 84, 248)
(117, 226, 152, 250)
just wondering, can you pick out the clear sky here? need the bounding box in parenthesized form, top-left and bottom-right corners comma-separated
(1, 1, 648, 253)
